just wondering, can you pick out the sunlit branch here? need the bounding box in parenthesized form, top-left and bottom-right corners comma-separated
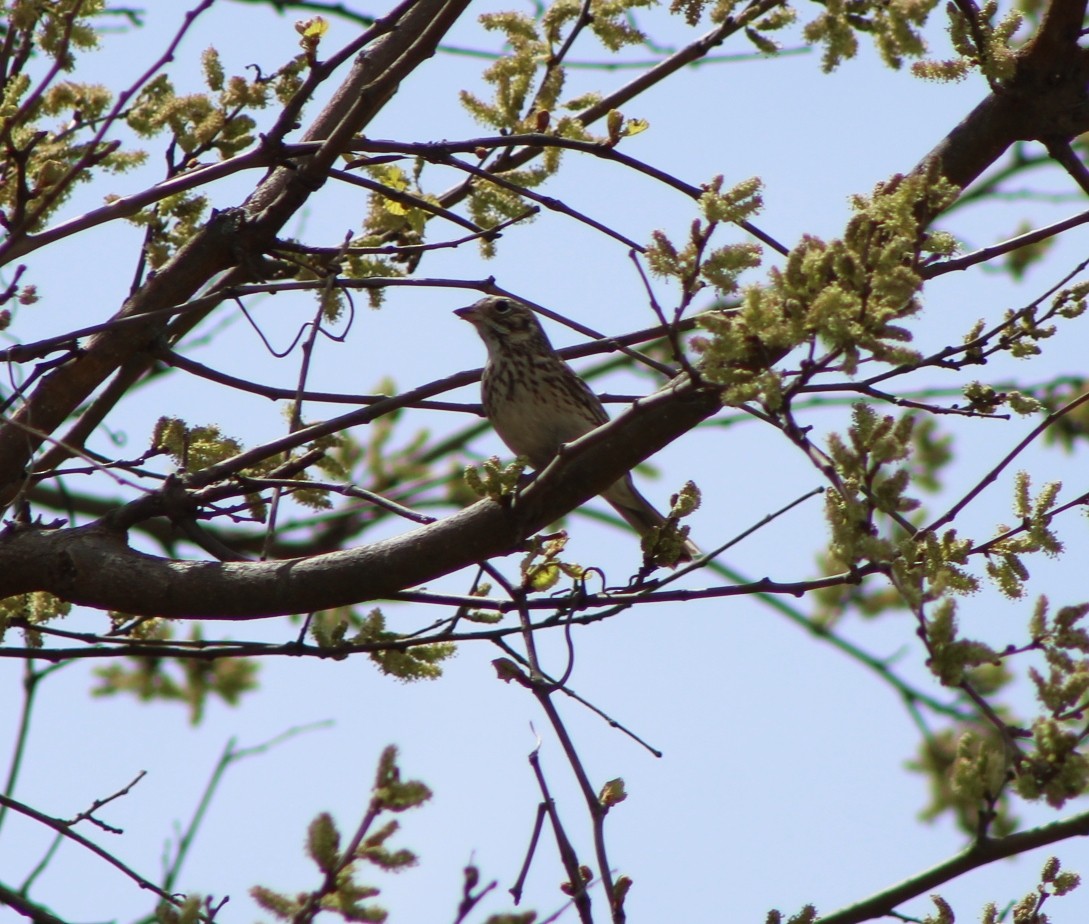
(820, 810, 1089, 924)
(351, 133, 790, 255)
(924, 389, 1089, 535)
(0, 0, 219, 262)
(329, 167, 485, 232)
(434, 151, 646, 251)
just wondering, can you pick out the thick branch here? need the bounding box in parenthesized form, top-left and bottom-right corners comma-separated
(0, 379, 722, 617)
(0, 0, 473, 502)
(916, 6, 1089, 213)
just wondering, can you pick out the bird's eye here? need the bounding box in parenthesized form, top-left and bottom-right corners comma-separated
(493, 298, 512, 313)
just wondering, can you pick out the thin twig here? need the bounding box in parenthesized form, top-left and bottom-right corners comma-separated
(355, 133, 789, 255)
(0, 793, 183, 909)
(527, 738, 594, 924)
(923, 389, 1089, 535)
(923, 206, 1089, 278)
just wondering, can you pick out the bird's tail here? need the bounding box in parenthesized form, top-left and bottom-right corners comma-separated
(603, 476, 701, 564)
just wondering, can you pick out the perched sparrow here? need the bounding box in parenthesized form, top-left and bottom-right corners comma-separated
(456, 295, 698, 562)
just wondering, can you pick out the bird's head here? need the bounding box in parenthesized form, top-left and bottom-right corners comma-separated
(455, 296, 552, 353)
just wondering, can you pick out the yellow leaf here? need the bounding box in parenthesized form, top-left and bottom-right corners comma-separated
(527, 563, 560, 592)
(298, 16, 328, 37)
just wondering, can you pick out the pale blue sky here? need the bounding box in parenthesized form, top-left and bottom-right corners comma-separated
(2, 3, 1088, 923)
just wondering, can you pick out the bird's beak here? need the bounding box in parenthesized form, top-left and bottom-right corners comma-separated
(454, 306, 477, 322)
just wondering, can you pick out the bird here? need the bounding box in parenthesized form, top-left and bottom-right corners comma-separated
(455, 295, 698, 563)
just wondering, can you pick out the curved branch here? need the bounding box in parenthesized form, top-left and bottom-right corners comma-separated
(0, 378, 722, 617)
(821, 810, 1089, 924)
(0, 0, 474, 502)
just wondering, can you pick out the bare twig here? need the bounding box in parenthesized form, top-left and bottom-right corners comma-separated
(923, 389, 1089, 535)
(0, 792, 183, 910)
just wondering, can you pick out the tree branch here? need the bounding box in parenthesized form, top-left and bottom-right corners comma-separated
(0, 0, 474, 502)
(0, 378, 722, 617)
(820, 810, 1089, 924)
